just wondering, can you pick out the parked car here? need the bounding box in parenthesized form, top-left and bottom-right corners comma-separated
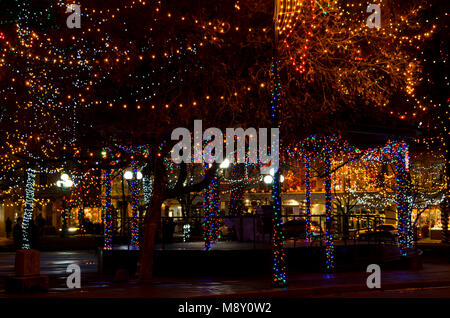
(357, 224, 397, 242)
(282, 219, 322, 239)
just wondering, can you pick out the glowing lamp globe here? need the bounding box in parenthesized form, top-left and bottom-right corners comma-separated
(124, 171, 133, 180)
(220, 158, 230, 169)
(264, 175, 274, 184)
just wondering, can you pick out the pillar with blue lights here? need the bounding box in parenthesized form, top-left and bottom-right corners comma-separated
(324, 154, 335, 271)
(103, 169, 113, 250)
(130, 162, 140, 248)
(304, 156, 313, 242)
(203, 171, 220, 251)
(270, 59, 287, 287)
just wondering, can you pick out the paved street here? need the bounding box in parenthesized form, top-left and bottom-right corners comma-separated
(320, 286, 450, 298)
(0, 250, 449, 297)
(0, 250, 99, 291)
(0, 250, 98, 277)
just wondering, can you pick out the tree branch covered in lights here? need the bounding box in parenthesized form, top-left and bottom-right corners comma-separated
(276, 0, 440, 141)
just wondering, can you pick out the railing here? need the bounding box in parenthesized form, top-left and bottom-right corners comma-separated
(109, 212, 401, 250)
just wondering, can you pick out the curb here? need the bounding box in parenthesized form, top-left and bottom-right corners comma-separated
(199, 279, 450, 298)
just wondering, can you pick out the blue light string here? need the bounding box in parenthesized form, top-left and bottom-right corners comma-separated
(103, 169, 113, 250)
(22, 168, 36, 250)
(130, 162, 140, 248)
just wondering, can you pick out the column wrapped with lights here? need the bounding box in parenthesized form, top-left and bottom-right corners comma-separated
(103, 169, 113, 250)
(270, 58, 287, 287)
(22, 168, 36, 249)
(129, 163, 140, 248)
(442, 198, 449, 243)
(203, 171, 220, 251)
(361, 141, 413, 255)
(392, 142, 413, 255)
(304, 156, 312, 242)
(324, 154, 334, 271)
(143, 173, 153, 207)
(441, 122, 449, 242)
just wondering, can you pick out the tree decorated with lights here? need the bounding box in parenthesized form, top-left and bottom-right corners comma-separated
(357, 156, 446, 241)
(410, 0, 449, 242)
(55, 0, 271, 279)
(274, 0, 445, 269)
(0, 0, 445, 282)
(286, 135, 359, 270)
(0, 0, 129, 243)
(275, 0, 440, 141)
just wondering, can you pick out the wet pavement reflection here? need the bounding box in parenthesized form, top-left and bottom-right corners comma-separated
(0, 250, 98, 292)
(1, 251, 450, 297)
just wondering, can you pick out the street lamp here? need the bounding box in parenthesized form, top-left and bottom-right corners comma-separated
(124, 170, 143, 180)
(264, 175, 274, 184)
(263, 174, 284, 184)
(124, 168, 143, 248)
(57, 173, 74, 187)
(56, 172, 73, 237)
(219, 158, 230, 169)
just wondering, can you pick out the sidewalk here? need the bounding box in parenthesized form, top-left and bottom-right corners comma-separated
(0, 238, 12, 249)
(3, 259, 450, 298)
(0, 235, 101, 252)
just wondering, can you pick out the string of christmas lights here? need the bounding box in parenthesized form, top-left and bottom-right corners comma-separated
(323, 153, 334, 270)
(270, 58, 287, 287)
(22, 168, 36, 249)
(392, 143, 414, 255)
(304, 157, 313, 242)
(103, 169, 113, 250)
(203, 170, 221, 251)
(285, 135, 418, 266)
(129, 162, 140, 248)
(143, 172, 153, 207)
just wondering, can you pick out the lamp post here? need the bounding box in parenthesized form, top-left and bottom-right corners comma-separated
(120, 169, 143, 235)
(219, 158, 230, 169)
(271, 0, 290, 288)
(124, 167, 142, 248)
(56, 173, 73, 237)
(124, 170, 143, 181)
(263, 171, 285, 185)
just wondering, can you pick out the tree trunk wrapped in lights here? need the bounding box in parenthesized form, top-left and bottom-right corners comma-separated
(130, 162, 140, 248)
(323, 154, 335, 271)
(269, 57, 287, 287)
(22, 168, 36, 250)
(203, 171, 220, 251)
(103, 169, 113, 250)
(441, 200, 449, 243)
(441, 126, 450, 243)
(304, 157, 313, 242)
(392, 142, 414, 255)
(143, 169, 153, 208)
